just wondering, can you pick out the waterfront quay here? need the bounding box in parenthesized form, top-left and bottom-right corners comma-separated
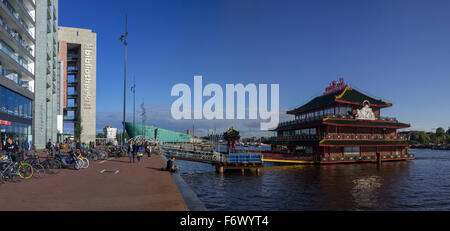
(0, 155, 188, 211)
(162, 145, 264, 175)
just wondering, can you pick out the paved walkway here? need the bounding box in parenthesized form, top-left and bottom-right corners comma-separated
(0, 155, 188, 211)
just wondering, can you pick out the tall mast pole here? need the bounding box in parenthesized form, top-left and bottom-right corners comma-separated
(121, 15, 128, 145)
(132, 75, 135, 139)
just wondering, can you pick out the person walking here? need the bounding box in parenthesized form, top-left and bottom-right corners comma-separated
(128, 141, 134, 163)
(146, 143, 152, 159)
(24, 140, 30, 157)
(55, 141, 60, 155)
(136, 142, 143, 165)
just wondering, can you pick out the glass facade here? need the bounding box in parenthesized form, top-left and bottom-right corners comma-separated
(0, 86, 32, 119)
(0, 121, 31, 144)
(0, 85, 32, 143)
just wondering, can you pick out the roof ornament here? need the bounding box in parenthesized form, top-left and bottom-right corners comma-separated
(356, 100, 376, 120)
(324, 78, 347, 95)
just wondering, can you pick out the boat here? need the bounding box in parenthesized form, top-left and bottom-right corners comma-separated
(260, 78, 415, 164)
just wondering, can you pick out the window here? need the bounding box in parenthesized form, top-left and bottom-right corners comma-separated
(344, 147, 360, 155)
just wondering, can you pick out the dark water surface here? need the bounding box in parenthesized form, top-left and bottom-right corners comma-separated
(176, 149, 450, 211)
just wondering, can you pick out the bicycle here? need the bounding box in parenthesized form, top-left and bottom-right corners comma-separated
(0, 154, 33, 182)
(56, 151, 83, 170)
(73, 150, 89, 169)
(41, 153, 63, 175)
(24, 153, 46, 178)
(85, 149, 98, 162)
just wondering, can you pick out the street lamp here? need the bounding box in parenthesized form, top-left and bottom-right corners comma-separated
(120, 15, 128, 145)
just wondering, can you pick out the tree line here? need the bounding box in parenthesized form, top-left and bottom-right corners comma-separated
(410, 127, 450, 145)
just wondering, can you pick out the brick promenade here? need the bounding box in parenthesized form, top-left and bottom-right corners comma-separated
(0, 154, 188, 211)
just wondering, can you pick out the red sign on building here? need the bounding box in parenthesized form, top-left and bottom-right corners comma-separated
(324, 78, 347, 95)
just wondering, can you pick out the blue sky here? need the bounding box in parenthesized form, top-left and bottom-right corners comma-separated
(59, 0, 450, 136)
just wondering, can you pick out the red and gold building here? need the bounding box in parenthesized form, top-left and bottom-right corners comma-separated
(263, 79, 415, 164)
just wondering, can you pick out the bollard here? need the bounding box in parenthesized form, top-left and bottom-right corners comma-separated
(376, 153, 381, 165)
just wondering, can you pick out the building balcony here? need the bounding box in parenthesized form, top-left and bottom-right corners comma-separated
(0, 42, 33, 77)
(65, 104, 78, 111)
(0, 0, 34, 41)
(269, 135, 322, 142)
(67, 54, 79, 61)
(324, 133, 407, 141)
(0, 67, 33, 92)
(63, 116, 76, 122)
(276, 114, 399, 130)
(13, 0, 35, 25)
(0, 18, 34, 59)
(270, 133, 408, 143)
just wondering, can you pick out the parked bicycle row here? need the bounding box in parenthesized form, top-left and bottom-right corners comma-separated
(0, 139, 162, 187)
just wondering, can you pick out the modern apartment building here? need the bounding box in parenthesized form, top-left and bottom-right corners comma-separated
(58, 26, 96, 144)
(33, 0, 59, 149)
(0, 0, 35, 146)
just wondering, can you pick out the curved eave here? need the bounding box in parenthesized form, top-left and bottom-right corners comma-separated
(286, 87, 393, 114)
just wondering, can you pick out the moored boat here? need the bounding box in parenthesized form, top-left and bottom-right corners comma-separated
(261, 79, 415, 164)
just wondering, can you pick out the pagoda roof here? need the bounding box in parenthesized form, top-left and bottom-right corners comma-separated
(287, 87, 392, 115)
(271, 117, 410, 131)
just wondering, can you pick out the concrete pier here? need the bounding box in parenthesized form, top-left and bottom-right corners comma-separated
(0, 155, 188, 211)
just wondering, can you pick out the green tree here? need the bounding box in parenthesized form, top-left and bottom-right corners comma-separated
(436, 127, 445, 136)
(74, 117, 83, 141)
(412, 131, 430, 144)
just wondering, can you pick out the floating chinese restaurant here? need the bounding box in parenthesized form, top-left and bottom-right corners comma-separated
(263, 79, 415, 164)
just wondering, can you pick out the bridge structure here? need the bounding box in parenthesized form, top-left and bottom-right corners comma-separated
(161, 145, 264, 175)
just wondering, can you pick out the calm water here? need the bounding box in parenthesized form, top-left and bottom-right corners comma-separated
(175, 149, 450, 211)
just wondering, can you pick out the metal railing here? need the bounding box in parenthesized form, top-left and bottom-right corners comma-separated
(277, 114, 398, 128)
(162, 146, 263, 164)
(0, 17, 33, 56)
(271, 133, 407, 142)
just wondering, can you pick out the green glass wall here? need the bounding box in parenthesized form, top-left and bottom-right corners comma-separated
(125, 122, 191, 143)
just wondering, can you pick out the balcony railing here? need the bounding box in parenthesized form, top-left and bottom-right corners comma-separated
(0, 40, 33, 73)
(324, 133, 407, 140)
(277, 114, 398, 128)
(1, 0, 33, 38)
(270, 133, 408, 142)
(64, 116, 75, 121)
(270, 135, 322, 142)
(0, 17, 33, 56)
(67, 54, 79, 61)
(17, 0, 34, 22)
(0, 67, 32, 92)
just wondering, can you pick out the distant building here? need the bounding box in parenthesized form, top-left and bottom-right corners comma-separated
(125, 122, 191, 143)
(103, 126, 117, 140)
(58, 26, 96, 144)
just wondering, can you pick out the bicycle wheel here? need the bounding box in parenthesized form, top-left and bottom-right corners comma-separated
(7, 171, 21, 183)
(82, 158, 89, 169)
(18, 163, 34, 180)
(50, 159, 63, 174)
(43, 159, 61, 175)
(74, 159, 82, 170)
(33, 164, 46, 178)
